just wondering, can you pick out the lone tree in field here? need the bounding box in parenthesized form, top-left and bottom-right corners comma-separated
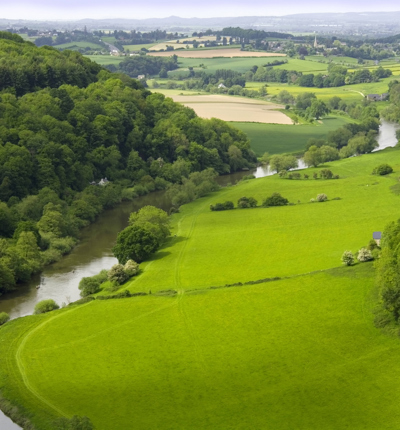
(341, 251, 354, 266)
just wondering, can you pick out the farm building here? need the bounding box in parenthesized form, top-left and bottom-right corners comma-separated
(373, 231, 382, 246)
(367, 94, 389, 101)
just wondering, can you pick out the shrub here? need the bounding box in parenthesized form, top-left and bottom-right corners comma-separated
(0, 312, 10, 325)
(320, 169, 333, 179)
(223, 201, 234, 210)
(279, 170, 288, 178)
(341, 250, 354, 266)
(124, 260, 139, 277)
(262, 193, 289, 207)
(372, 164, 393, 176)
(34, 299, 59, 314)
(79, 278, 101, 296)
(237, 196, 257, 208)
(108, 264, 129, 285)
(210, 203, 225, 211)
(357, 248, 373, 262)
(367, 239, 379, 251)
(78, 270, 108, 297)
(316, 193, 328, 202)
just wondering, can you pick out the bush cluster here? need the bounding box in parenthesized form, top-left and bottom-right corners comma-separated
(237, 196, 258, 208)
(210, 201, 234, 211)
(280, 169, 338, 180)
(78, 270, 108, 297)
(108, 260, 139, 286)
(34, 299, 59, 314)
(0, 312, 10, 325)
(262, 193, 289, 207)
(310, 193, 328, 202)
(372, 164, 393, 176)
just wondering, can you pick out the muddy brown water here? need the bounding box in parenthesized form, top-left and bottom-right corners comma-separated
(0, 120, 398, 428)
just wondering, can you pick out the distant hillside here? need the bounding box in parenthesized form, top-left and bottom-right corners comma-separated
(3, 12, 400, 35)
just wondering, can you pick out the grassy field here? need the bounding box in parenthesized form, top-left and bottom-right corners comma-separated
(2, 263, 400, 429)
(233, 116, 354, 154)
(245, 75, 399, 103)
(113, 147, 400, 294)
(84, 55, 123, 66)
(1, 147, 400, 429)
(54, 42, 104, 50)
(148, 49, 286, 59)
(168, 56, 289, 74)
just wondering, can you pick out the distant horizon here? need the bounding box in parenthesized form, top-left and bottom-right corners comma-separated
(2, 1, 400, 21)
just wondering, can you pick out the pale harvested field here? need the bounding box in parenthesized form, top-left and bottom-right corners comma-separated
(167, 94, 292, 124)
(148, 48, 287, 58)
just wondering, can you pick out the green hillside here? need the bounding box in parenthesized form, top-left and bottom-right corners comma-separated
(1, 147, 400, 429)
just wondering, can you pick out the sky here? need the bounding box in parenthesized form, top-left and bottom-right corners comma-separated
(2, 0, 400, 21)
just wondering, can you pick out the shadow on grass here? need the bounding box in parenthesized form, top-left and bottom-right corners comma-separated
(148, 251, 171, 262)
(160, 235, 187, 249)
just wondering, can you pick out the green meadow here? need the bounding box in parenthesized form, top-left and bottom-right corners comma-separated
(54, 41, 104, 50)
(117, 147, 400, 294)
(2, 263, 400, 429)
(246, 76, 398, 102)
(1, 146, 400, 429)
(170, 56, 287, 74)
(233, 116, 354, 154)
(84, 55, 123, 66)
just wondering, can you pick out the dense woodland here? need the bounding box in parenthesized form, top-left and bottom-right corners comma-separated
(0, 32, 255, 295)
(0, 32, 103, 96)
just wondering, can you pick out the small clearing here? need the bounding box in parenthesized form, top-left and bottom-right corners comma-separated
(148, 49, 287, 58)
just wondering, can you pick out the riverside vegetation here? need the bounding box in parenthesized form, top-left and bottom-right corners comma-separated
(1, 143, 400, 429)
(0, 32, 256, 296)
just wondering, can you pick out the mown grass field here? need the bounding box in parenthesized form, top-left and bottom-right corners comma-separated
(233, 116, 354, 154)
(1, 147, 400, 429)
(2, 262, 400, 430)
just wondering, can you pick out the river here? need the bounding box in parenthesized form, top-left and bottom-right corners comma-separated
(0, 119, 398, 429)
